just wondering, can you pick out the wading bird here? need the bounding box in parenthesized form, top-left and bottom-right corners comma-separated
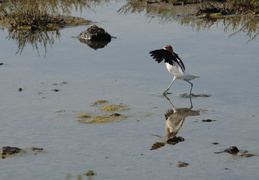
(149, 45, 199, 95)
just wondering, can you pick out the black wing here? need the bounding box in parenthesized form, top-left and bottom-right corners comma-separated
(173, 52, 185, 71)
(149, 49, 185, 71)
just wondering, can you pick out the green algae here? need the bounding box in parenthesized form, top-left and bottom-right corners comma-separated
(92, 99, 108, 106)
(75, 112, 91, 118)
(78, 113, 125, 124)
(99, 104, 130, 111)
(85, 170, 95, 176)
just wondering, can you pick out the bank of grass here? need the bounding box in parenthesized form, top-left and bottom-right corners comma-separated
(0, 0, 90, 30)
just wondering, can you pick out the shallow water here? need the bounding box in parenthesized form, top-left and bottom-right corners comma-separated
(1, 1, 259, 179)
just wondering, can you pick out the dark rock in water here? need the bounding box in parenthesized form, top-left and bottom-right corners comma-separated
(78, 25, 111, 41)
(177, 161, 189, 167)
(110, 113, 121, 117)
(78, 25, 112, 50)
(201, 119, 216, 122)
(224, 146, 239, 154)
(215, 146, 240, 154)
(215, 146, 256, 157)
(1, 146, 22, 158)
(1, 146, 45, 159)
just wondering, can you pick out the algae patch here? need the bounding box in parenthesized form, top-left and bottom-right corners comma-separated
(78, 113, 125, 124)
(75, 100, 129, 124)
(85, 170, 96, 176)
(92, 99, 108, 106)
(99, 104, 130, 111)
(75, 112, 91, 118)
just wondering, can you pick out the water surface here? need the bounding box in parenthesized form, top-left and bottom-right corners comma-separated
(0, 1, 259, 179)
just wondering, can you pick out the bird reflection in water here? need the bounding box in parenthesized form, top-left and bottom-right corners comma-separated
(150, 95, 200, 150)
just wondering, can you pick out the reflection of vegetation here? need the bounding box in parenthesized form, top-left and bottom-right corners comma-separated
(230, 0, 259, 12)
(181, 16, 258, 41)
(136, 0, 259, 13)
(118, 0, 258, 41)
(6, 29, 60, 56)
(197, 0, 259, 15)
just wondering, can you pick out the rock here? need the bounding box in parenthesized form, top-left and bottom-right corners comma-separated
(77, 25, 112, 50)
(78, 25, 111, 41)
(51, 89, 59, 92)
(110, 113, 121, 117)
(177, 161, 189, 167)
(1, 146, 22, 158)
(201, 119, 216, 122)
(215, 146, 257, 157)
(215, 146, 240, 154)
(1, 146, 45, 159)
(224, 146, 239, 154)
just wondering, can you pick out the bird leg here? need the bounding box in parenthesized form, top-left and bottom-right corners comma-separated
(186, 81, 193, 95)
(163, 76, 176, 95)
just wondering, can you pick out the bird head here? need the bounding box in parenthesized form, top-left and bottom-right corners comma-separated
(163, 45, 173, 53)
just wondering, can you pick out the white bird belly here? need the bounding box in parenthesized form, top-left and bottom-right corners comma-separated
(165, 63, 183, 77)
(165, 63, 199, 81)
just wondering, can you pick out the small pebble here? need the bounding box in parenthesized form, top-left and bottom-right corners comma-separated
(177, 161, 189, 167)
(202, 119, 216, 122)
(51, 89, 59, 92)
